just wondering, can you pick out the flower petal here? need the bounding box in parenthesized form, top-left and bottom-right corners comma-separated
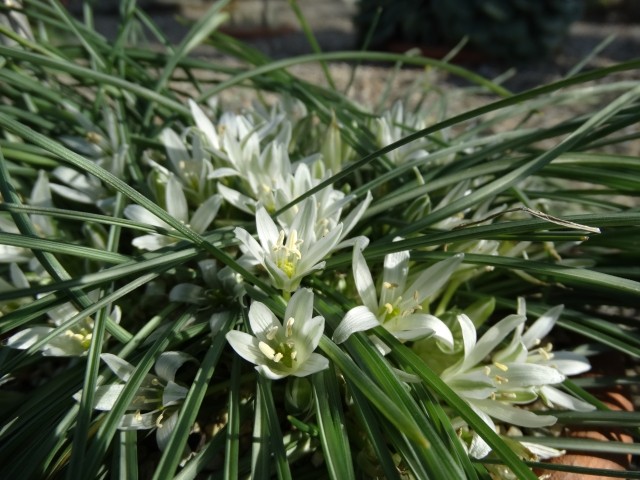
(339, 191, 373, 240)
(285, 288, 313, 323)
(165, 175, 188, 224)
(289, 197, 316, 244)
(101, 353, 138, 382)
(132, 234, 173, 251)
(538, 385, 596, 412)
(521, 304, 563, 349)
(6, 326, 53, 351)
(462, 314, 526, 372)
(156, 409, 180, 451)
(448, 371, 496, 400)
(299, 225, 342, 272)
(404, 253, 464, 302)
(155, 351, 196, 382)
(455, 314, 477, 368)
(169, 283, 206, 305)
(124, 204, 169, 229)
(379, 249, 410, 308)
(225, 330, 264, 365)
(352, 243, 377, 312)
(332, 306, 380, 344)
(386, 313, 454, 348)
(189, 99, 220, 150)
(472, 398, 557, 428)
(292, 352, 329, 377)
(90, 384, 126, 411)
(162, 380, 189, 406)
(519, 441, 565, 460)
(255, 207, 279, 252)
(545, 351, 591, 376)
(468, 431, 492, 459)
(159, 128, 187, 177)
(255, 365, 289, 380)
(234, 227, 265, 264)
(299, 315, 325, 353)
(500, 363, 565, 387)
(189, 194, 222, 234)
(218, 183, 254, 214)
(248, 301, 282, 341)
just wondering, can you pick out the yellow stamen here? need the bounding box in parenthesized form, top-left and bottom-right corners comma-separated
(259, 341, 277, 360)
(493, 362, 509, 372)
(494, 375, 509, 384)
(266, 326, 278, 341)
(286, 317, 295, 337)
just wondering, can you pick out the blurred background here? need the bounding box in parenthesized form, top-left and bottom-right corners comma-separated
(64, 0, 640, 91)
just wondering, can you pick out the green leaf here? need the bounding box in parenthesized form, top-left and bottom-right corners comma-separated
(151, 313, 234, 479)
(312, 366, 355, 480)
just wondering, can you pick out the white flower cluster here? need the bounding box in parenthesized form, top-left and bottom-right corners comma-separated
(1, 95, 594, 459)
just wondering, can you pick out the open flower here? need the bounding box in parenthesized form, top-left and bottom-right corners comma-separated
(158, 126, 236, 204)
(225, 288, 328, 379)
(442, 313, 561, 430)
(76, 352, 195, 450)
(234, 199, 343, 292)
(440, 304, 593, 458)
(6, 278, 121, 357)
(373, 101, 431, 165)
(124, 175, 222, 251)
(506, 299, 595, 412)
(332, 242, 462, 345)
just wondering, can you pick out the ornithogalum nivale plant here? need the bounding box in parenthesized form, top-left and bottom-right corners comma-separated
(0, 1, 638, 479)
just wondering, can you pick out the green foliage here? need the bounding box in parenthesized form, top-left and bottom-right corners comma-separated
(0, 1, 638, 479)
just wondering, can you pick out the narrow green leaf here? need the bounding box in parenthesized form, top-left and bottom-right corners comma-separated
(115, 431, 138, 480)
(151, 313, 234, 479)
(379, 330, 538, 480)
(142, 0, 230, 124)
(223, 355, 242, 479)
(518, 436, 640, 455)
(347, 387, 402, 480)
(83, 308, 197, 477)
(317, 336, 428, 449)
(312, 366, 355, 480)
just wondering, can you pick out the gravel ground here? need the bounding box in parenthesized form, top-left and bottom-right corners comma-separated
(87, 1, 640, 93)
(86, 2, 639, 157)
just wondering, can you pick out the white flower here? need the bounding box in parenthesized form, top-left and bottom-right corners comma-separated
(47, 165, 110, 208)
(512, 300, 595, 412)
(234, 199, 343, 292)
(374, 101, 430, 165)
(59, 106, 127, 179)
(76, 351, 194, 450)
(158, 126, 235, 203)
(124, 175, 222, 251)
(442, 313, 560, 433)
(6, 287, 121, 357)
(332, 242, 462, 345)
(440, 303, 593, 458)
(225, 288, 328, 379)
(0, 170, 60, 264)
